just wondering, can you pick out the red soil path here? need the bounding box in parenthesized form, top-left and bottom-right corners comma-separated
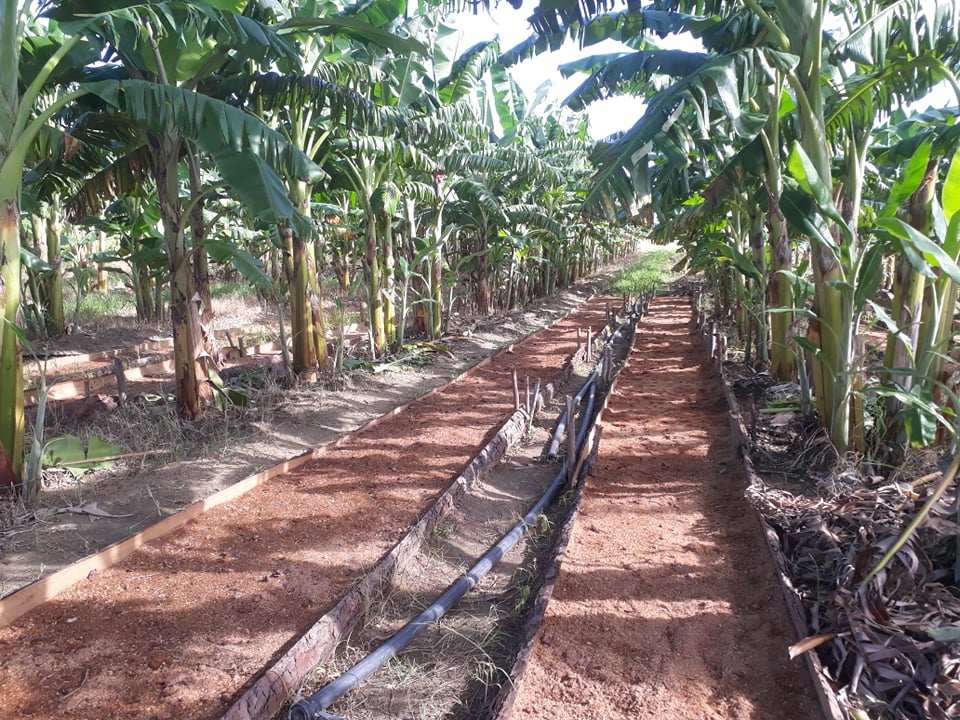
(510, 296, 820, 719)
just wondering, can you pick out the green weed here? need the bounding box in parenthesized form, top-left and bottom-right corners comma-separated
(608, 249, 675, 300)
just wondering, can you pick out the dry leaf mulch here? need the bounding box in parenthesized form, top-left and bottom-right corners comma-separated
(739, 374, 960, 719)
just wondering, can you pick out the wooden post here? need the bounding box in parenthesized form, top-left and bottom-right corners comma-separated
(576, 327, 582, 349)
(512, 367, 520, 412)
(531, 379, 541, 419)
(525, 376, 530, 414)
(112, 357, 127, 408)
(586, 327, 592, 362)
(566, 394, 576, 481)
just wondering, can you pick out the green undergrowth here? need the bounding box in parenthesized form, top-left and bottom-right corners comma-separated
(72, 288, 133, 322)
(210, 279, 254, 299)
(608, 249, 675, 299)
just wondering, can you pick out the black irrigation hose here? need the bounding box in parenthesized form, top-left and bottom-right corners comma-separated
(576, 382, 597, 453)
(289, 464, 579, 720)
(545, 315, 635, 461)
(545, 367, 600, 461)
(289, 303, 641, 720)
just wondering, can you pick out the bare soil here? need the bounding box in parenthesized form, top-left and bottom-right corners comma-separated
(510, 296, 820, 719)
(0, 291, 611, 719)
(0, 290, 824, 720)
(0, 291, 585, 598)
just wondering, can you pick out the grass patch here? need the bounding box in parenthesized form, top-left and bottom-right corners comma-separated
(72, 288, 135, 323)
(211, 280, 257, 300)
(608, 249, 675, 300)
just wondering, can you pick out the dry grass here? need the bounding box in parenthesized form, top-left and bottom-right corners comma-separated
(297, 589, 516, 720)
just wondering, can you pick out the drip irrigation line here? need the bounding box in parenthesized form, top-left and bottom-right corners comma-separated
(545, 315, 635, 461)
(289, 302, 641, 720)
(289, 464, 576, 720)
(576, 382, 597, 453)
(545, 367, 599, 461)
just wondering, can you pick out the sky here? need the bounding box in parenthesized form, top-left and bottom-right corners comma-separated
(445, 3, 647, 139)
(444, 3, 956, 141)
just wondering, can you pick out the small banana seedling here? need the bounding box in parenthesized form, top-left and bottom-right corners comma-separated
(23, 355, 125, 500)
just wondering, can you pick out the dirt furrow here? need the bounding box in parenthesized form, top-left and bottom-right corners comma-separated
(509, 296, 820, 719)
(0, 295, 612, 720)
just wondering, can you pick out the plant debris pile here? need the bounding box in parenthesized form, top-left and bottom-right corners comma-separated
(739, 382, 960, 720)
(730, 372, 836, 483)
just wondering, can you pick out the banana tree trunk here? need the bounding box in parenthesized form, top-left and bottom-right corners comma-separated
(96, 230, 107, 293)
(187, 146, 213, 321)
(307, 239, 328, 372)
(152, 136, 207, 418)
(409, 205, 429, 334)
(380, 211, 396, 349)
(429, 213, 443, 340)
(749, 205, 769, 369)
(0, 198, 23, 488)
(365, 213, 385, 356)
(43, 195, 65, 336)
(284, 226, 314, 379)
(884, 256, 926, 387)
(476, 243, 493, 315)
(170, 238, 207, 418)
(762, 104, 795, 381)
(912, 163, 943, 385)
(133, 261, 155, 321)
(506, 252, 516, 310)
(809, 245, 852, 452)
(766, 196, 795, 380)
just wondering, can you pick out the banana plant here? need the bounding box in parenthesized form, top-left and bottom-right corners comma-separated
(230, 0, 431, 376)
(871, 144, 960, 450)
(515, 0, 960, 455)
(0, 3, 106, 488)
(0, 2, 320, 488)
(71, 2, 324, 419)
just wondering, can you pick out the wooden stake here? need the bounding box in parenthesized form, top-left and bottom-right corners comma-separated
(586, 327, 592, 362)
(576, 327, 582, 349)
(112, 357, 127, 408)
(525, 376, 530, 414)
(566, 395, 576, 481)
(512, 367, 520, 411)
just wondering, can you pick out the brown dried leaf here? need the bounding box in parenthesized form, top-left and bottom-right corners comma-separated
(788, 632, 837, 659)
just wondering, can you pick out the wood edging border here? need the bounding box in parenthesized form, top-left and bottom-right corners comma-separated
(1, 295, 597, 628)
(697, 305, 845, 720)
(492, 313, 639, 720)
(23, 342, 285, 406)
(22, 324, 280, 377)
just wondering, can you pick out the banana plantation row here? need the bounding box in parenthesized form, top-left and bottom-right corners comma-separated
(2, 0, 960, 494)
(574, 0, 960, 468)
(0, 0, 644, 490)
(637, 1, 960, 467)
